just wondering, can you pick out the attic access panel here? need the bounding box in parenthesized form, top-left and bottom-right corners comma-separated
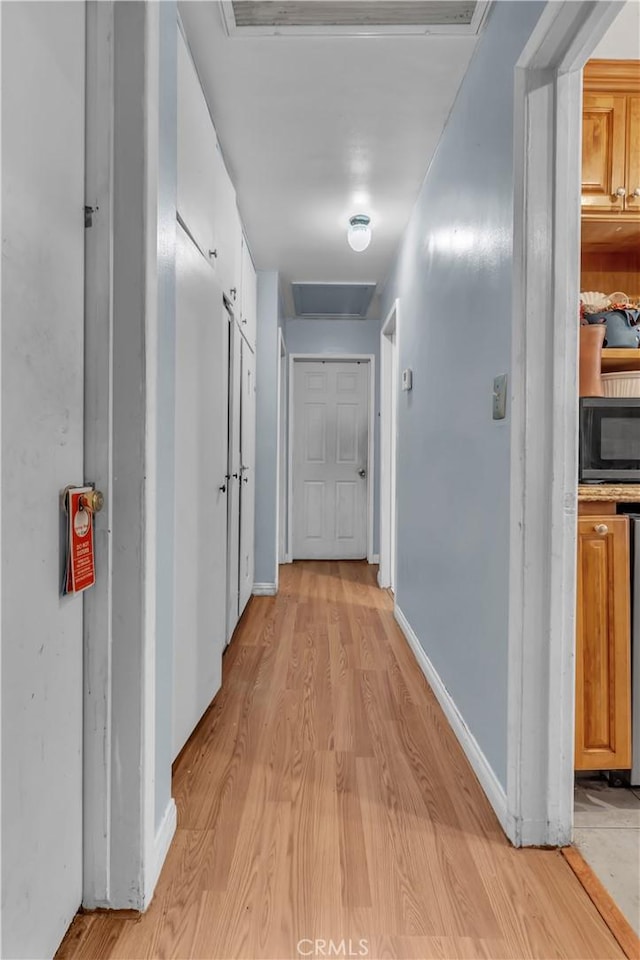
(292, 282, 376, 320)
(224, 1, 488, 36)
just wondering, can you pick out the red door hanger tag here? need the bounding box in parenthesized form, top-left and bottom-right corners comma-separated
(63, 486, 96, 595)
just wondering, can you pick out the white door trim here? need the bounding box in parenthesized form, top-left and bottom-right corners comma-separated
(507, 1, 623, 846)
(288, 354, 376, 563)
(379, 299, 399, 590)
(82, 0, 171, 909)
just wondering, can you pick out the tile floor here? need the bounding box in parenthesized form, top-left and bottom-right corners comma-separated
(574, 775, 640, 935)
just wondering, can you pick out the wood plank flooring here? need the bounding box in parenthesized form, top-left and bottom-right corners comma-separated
(57, 561, 624, 960)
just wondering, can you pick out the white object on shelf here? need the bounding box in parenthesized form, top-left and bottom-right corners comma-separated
(601, 370, 640, 397)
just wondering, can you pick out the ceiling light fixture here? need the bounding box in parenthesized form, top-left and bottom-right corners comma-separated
(347, 214, 372, 252)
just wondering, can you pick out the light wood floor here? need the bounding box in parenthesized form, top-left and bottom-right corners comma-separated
(58, 561, 623, 960)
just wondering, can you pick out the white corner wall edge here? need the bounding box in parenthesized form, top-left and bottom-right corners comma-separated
(145, 798, 177, 908)
(253, 582, 277, 596)
(394, 605, 515, 843)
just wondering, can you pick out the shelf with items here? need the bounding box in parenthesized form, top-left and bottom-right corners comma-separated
(601, 348, 640, 372)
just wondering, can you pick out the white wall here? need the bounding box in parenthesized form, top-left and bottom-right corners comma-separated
(592, 2, 640, 59)
(379, 0, 545, 788)
(254, 272, 281, 587)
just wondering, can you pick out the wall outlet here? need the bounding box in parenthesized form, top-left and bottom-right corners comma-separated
(493, 374, 507, 420)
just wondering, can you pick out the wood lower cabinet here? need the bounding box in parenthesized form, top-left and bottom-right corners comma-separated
(575, 514, 632, 771)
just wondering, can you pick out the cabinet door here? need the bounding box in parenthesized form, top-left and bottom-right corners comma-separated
(177, 31, 217, 256)
(575, 516, 632, 770)
(214, 147, 242, 306)
(239, 339, 256, 615)
(581, 94, 627, 215)
(240, 237, 257, 350)
(624, 96, 640, 217)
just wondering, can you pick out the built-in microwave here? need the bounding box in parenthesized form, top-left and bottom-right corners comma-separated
(580, 397, 640, 482)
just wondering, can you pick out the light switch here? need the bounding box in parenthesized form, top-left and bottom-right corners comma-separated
(402, 368, 413, 391)
(493, 374, 507, 420)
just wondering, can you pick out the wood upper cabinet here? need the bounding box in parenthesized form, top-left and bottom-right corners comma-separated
(626, 96, 640, 216)
(575, 515, 632, 771)
(582, 60, 640, 220)
(581, 94, 627, 214)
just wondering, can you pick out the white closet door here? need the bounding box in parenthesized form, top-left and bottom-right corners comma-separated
(177, 30, 217, 259)
(239, 340, 256, 614)
(227, 320, 242, 642)
(292, 360, 369, 560)
(173, 224, 228, 760)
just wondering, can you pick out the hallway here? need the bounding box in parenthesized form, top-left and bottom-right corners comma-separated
(58, 563, 622, 960)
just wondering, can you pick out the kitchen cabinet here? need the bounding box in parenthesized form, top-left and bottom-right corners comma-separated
(575, 512, 632, 771)
(240, 236, 257, 350)
(581, 61, 640, 220)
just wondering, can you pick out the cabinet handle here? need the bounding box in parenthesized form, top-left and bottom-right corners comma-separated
(230, 287, 237, 300)
(218, 483, 227, 493)
(615, 186, 626, 198)
(633, 188, 640, 199)
(594, 523, 609, 535)
(208, 249, 218, 259)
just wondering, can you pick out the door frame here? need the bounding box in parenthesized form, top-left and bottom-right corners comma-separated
(276, 328, 287, 571)
(507, 1, 623, 846)
(287, 353, 376, 563)
(82, 0, 174, 909)
(379, 300, 399, 591)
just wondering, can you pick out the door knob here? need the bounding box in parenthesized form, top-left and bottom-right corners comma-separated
(594, 523, 608, 535)
(615, 186, 626, 198)
(358, 468, 366, 478)
(80, 490, 104, 513)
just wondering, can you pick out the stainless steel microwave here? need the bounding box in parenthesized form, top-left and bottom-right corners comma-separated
(580, 397, 640, 482)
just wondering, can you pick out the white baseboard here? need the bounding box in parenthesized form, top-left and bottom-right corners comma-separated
(394, 605, 513, 842)
(146, 798, 177, 907)
(253, 582, 277, 596)
(369, 553, 380, 564)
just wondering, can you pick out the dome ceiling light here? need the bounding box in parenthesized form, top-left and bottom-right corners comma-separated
(347, 214, 372, 253)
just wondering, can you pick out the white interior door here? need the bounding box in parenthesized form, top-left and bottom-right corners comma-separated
(239, 339, 256, 614)
(292, 360, 369, 560)
(173, 224, 228, 760)
(226, 319, 242, 641)
(1, 4, 85, 956)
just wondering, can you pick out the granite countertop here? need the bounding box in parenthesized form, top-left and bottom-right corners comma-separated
(578, 484, 640, 502)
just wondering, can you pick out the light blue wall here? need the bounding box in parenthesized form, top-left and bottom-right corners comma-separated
(254, 271, 281, 585)
(285, 317, 381, 555)
(379, 0, 544, 788)
(155, 0, 177, 830)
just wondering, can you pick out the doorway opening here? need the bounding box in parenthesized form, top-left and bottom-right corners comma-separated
(508, 0, 632, 868)
(288, 355, 375, 562)
(379, 300, 399, 592)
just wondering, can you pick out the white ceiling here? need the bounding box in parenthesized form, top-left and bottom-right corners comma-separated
(179, 1, 480, 313)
